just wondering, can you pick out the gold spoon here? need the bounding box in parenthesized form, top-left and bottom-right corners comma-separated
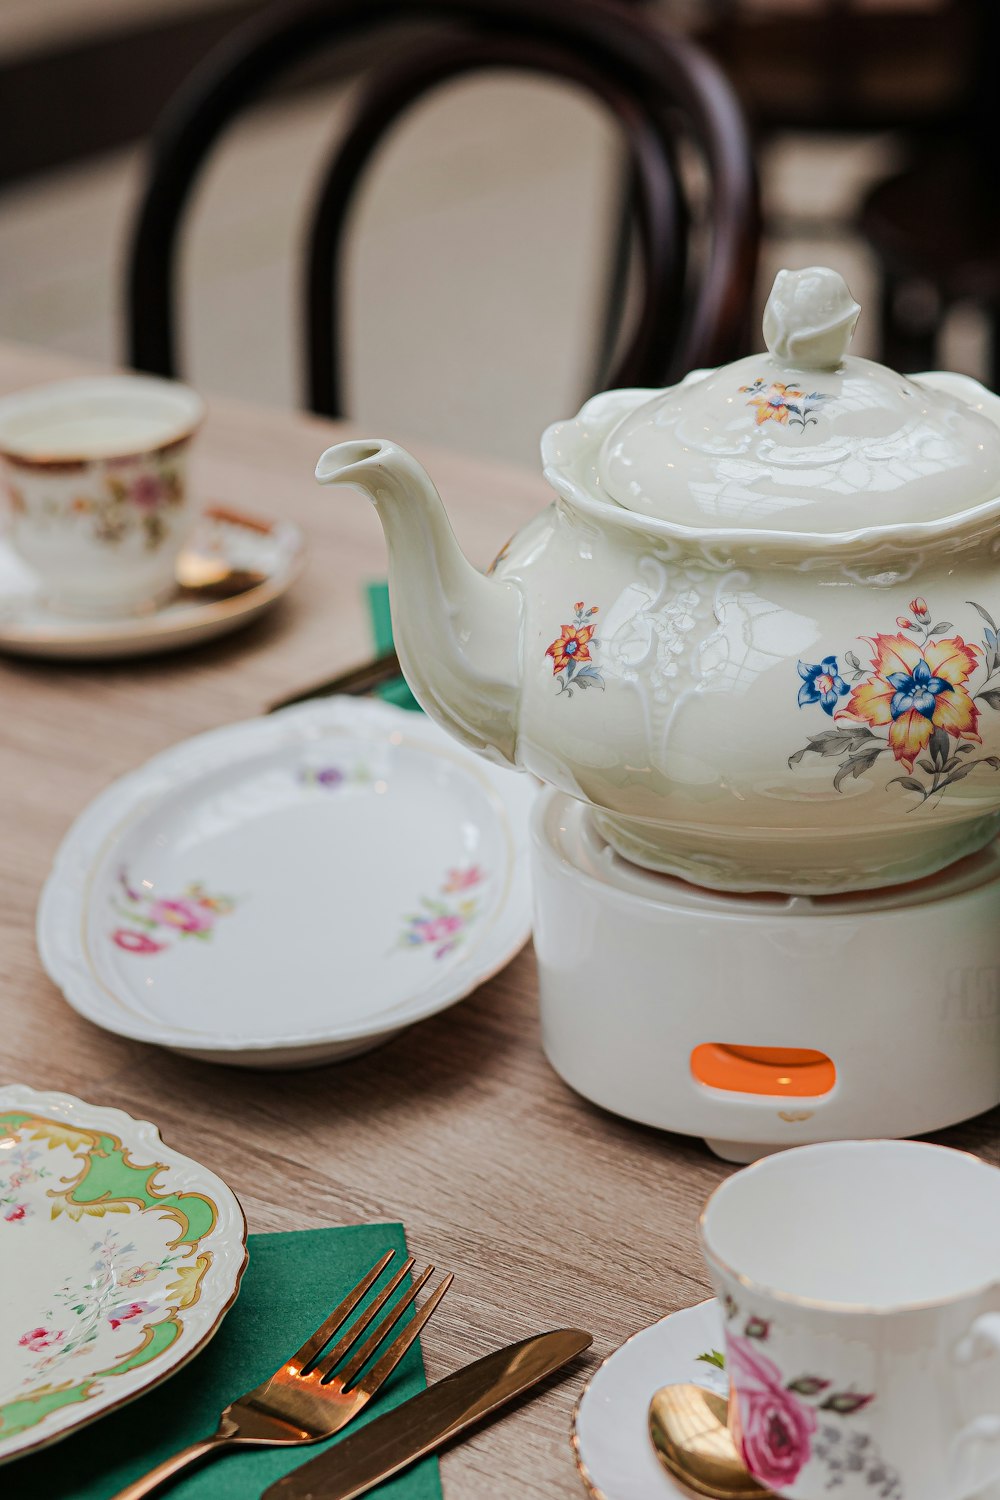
(648, 1383, 774, 1498)
(174, 505, 273, 599)
(174, 548, 266, 600)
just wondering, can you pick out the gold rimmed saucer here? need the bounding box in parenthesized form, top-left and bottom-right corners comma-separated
(0, 504, 304, 659)
(572, 1300, 733, 1500)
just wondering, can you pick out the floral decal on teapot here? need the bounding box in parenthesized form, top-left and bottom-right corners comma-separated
(545, 601, 604, 697)
(740, 377, 829, 430)
(790, 598, 1000, 805)
(704, 1305, 902, 1496)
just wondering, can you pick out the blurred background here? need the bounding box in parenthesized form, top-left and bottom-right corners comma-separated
(0, 0, 992, 466)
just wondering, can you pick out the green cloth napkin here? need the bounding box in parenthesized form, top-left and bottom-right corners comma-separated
(16, 1223, 443, 1500)
(366, 581, 420, 712)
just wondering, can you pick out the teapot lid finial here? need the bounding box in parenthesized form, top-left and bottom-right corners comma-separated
(584, 261, 1000, 534)
(762, 266, 861, 371)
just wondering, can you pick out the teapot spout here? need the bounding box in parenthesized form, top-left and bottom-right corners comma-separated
(315, 439, 522, 766)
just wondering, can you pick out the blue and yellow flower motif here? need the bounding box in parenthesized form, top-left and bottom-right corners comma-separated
(797, 657, 849, 716)
(886, 657, 951, 721)
(789, 603, 998, 802)
(844, 633, 980, 770)
(740, 378, 829, 430)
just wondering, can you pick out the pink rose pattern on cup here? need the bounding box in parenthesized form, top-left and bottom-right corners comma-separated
(705, 1302, 902, 1496)
(399, 866, 486, 959)
(729, 1333, 817, 1490)
(110, 868, 236, 956)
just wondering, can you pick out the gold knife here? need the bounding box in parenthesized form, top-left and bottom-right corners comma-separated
(267, 649, 402, 712)
(262, 1328, 592, 1500)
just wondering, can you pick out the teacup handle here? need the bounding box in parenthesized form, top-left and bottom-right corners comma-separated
(955, 1312, 1000, 1366)
(951, 1315, 1000, 1496)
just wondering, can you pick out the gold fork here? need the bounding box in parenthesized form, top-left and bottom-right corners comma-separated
(112, 1250, 452, 1500)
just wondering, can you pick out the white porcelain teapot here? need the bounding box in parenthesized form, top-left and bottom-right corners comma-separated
(317, 267, 1000, 895)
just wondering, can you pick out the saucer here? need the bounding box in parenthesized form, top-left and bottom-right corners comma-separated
(0, 1083, 245, 1462)
(573, 1300, 728, 1500)
(0, 504, 305, 659)
(38, 697, 535, 1067)
(573, 1301, 1000, 1500)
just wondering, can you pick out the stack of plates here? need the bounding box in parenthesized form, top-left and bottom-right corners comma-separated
(39, 699, 535, 1066)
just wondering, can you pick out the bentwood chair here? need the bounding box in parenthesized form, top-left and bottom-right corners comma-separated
(125, 0, 759, 416)
(690, 0, 988, 377)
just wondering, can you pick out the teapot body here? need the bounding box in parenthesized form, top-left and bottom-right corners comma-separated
(321, 270, 1000, 895)
(498, 503, 1000, 893)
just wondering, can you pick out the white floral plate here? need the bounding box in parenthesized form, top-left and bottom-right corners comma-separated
(0, 1083, 246, 1463)
(572, 1301, 1000, 1500)
(0, 505, 304, 659)
(38, 698, 536, 1066)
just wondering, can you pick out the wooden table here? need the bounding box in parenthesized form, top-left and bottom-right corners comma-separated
(3, 341, 999, 1499)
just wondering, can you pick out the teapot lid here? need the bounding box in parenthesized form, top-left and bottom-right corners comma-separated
(596, 267, 1000, 533)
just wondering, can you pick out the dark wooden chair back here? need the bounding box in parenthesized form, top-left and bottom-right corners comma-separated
(694, 0, 977, 135)
(126, 0, 759, 415)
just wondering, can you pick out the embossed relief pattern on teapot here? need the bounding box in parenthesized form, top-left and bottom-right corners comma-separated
(316, 266, 1000, 897)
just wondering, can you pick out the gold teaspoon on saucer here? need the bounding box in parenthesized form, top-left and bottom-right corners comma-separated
(175, 505, 273, 598)
(648, 1383, 774, 1498)
(174, 549, 266, 599)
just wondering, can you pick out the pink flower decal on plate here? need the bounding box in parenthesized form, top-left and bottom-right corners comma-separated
(300, 762, 371, 790)
(118, 1261, 162, 1289)
(1, 1147, 46, 1226)
(147, 898, 214, 933)
(110, 869, 236, 956)
(19, 1327, 65, 1354)
(108, 1300, 152, 1331)
(399, 867, 485, 959)
(111, 929, 165, 955)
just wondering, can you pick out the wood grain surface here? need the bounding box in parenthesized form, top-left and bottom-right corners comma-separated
(2, 341, 998, 1498)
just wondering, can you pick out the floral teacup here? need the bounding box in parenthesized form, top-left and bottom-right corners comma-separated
(0, 375, 204, 615)
(701, 1140, 1000, 1500)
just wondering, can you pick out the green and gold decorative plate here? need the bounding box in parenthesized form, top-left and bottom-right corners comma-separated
(0, 1084, 247, 1463)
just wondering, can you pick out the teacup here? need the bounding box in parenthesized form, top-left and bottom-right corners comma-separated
(700, 1140, 1000, 1500)
(0, 375, 204, 616)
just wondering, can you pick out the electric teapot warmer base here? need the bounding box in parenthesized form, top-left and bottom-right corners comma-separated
(531, 789, 1000, 1162)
